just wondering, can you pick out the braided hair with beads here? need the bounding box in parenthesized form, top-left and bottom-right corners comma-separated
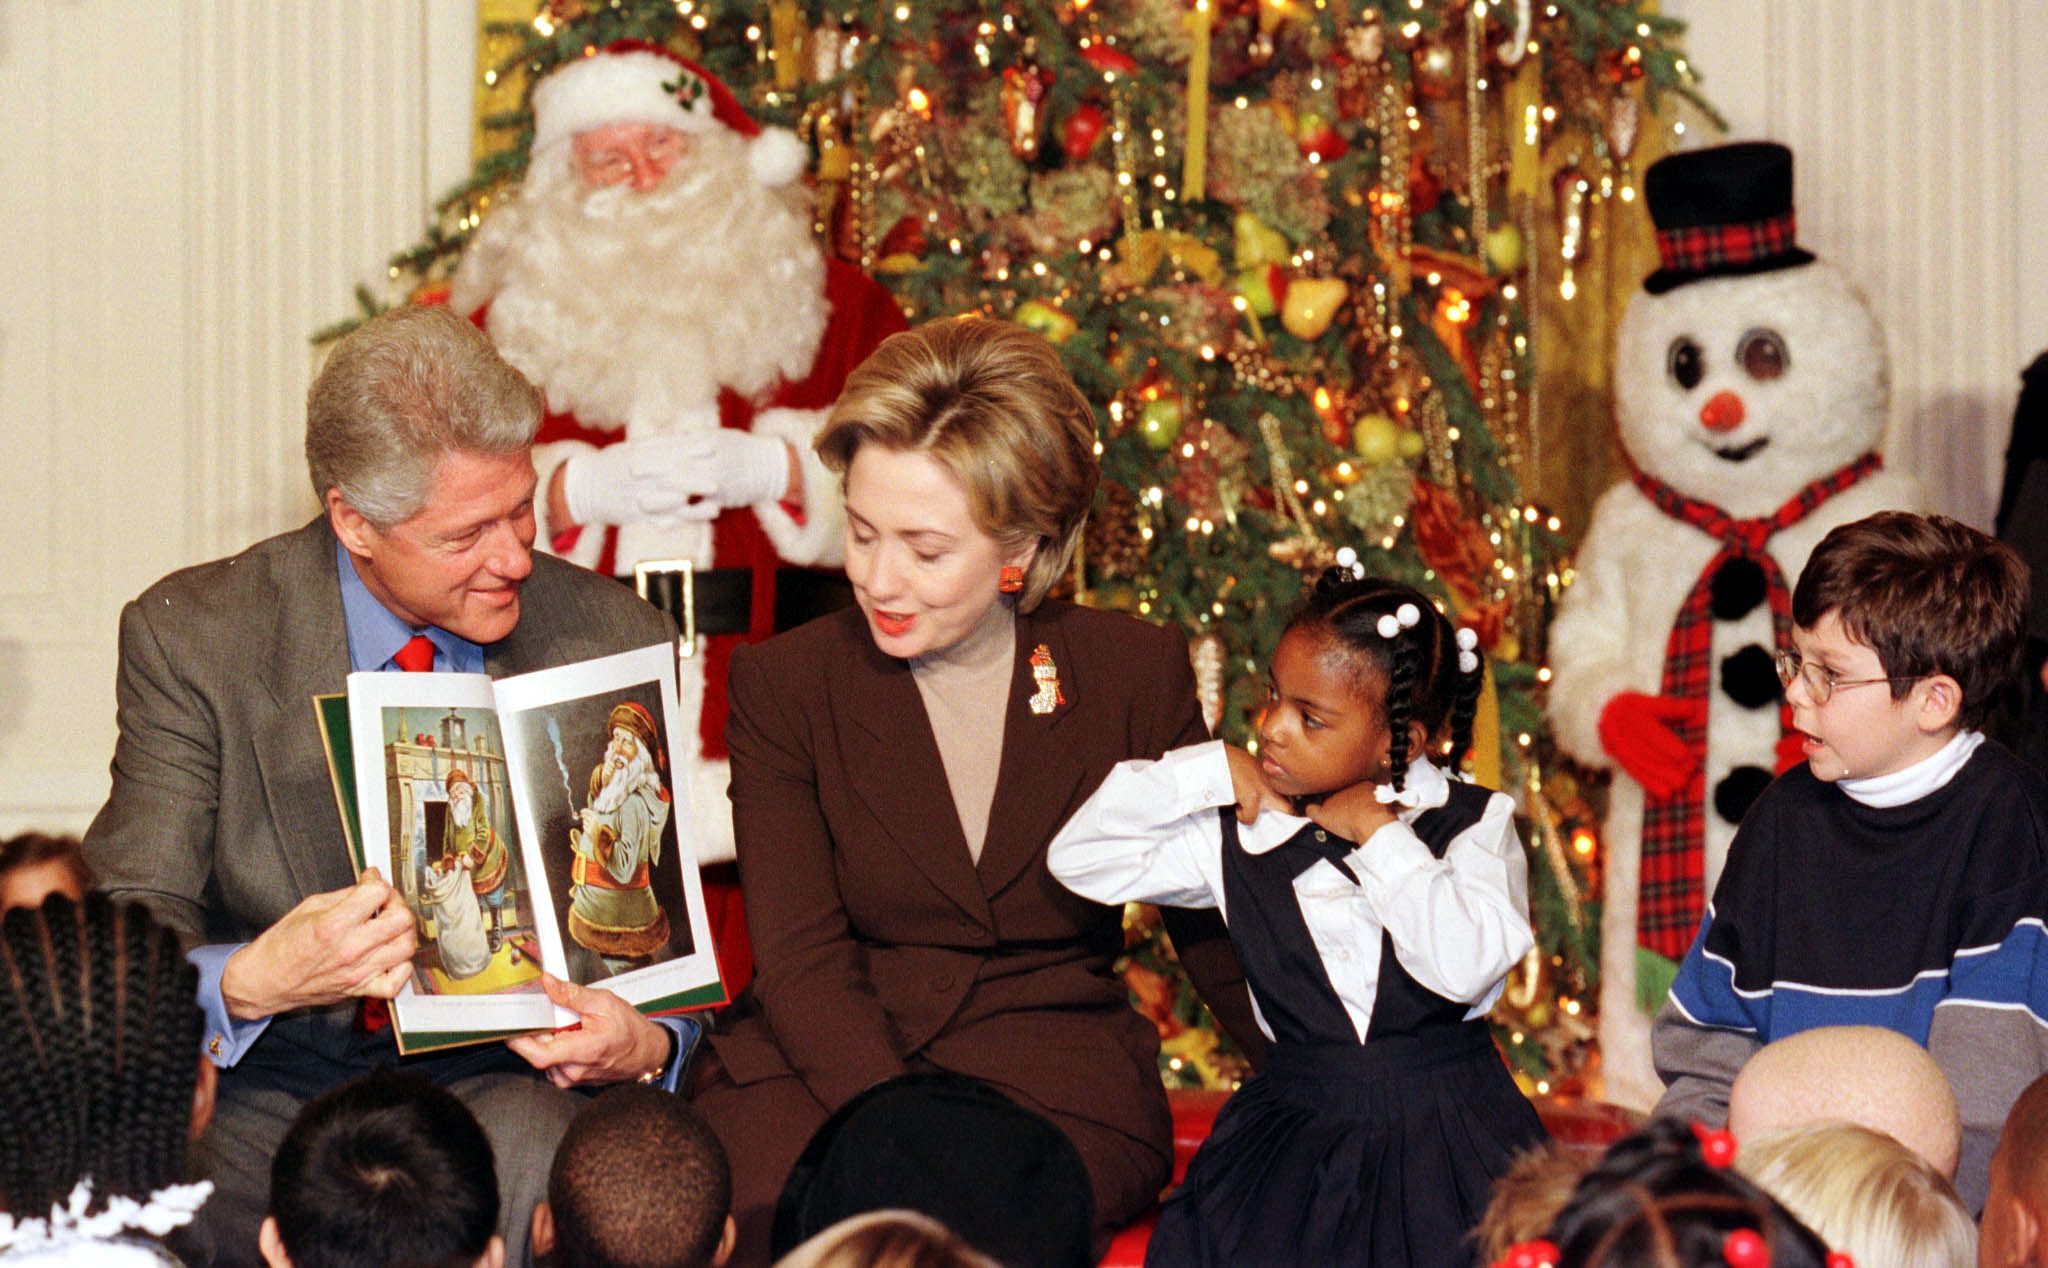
(1285, 568, 1488, 793)
(0, 892, 203, 1219)
(1523, 1117, 1836, 1268)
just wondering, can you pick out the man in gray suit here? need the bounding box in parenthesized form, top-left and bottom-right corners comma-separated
(85, 306, 689, 1267)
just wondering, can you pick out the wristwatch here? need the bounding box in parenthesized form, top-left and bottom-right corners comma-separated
(637, 1023, 681, 1085)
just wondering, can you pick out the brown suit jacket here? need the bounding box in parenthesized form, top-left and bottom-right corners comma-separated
(711, 599, 1252, 1162)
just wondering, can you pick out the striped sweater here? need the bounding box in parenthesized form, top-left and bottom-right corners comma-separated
(1651, 739, 2048, 1209)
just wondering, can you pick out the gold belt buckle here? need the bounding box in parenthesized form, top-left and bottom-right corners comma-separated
(633, 557, 698, 658)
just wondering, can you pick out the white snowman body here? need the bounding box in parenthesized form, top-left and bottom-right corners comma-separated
(1547, 260, 1920, 1109)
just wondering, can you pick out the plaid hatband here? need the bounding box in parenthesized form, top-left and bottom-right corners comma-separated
(1657, 211, 1799, 276)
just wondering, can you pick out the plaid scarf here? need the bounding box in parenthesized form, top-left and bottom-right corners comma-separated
(1627, 450, 1884, 959)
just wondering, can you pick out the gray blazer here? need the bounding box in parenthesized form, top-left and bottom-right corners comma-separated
(84, 516, 675, 1078)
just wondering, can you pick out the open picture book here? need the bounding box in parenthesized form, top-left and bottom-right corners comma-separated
(315, 642, 726, 1054)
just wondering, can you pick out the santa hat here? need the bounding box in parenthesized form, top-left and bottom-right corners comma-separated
(446, 767, 475, 795)
(529, 40, 808, 188)
(607, 700, 664, 769)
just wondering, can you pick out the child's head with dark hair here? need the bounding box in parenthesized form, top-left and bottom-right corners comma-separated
(537, 1085, 734, 1268)
(1790, 511, 2026, 729)
(0, 894, 209, 1222)
(1265, 565, 1486, 797)
(0, 831, 93, 912)
(261, 1070, 501, 1268)
(1527, 1117, 1833, 1268)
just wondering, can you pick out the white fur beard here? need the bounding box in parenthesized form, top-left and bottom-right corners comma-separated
(455, 135, 830, 431)
(452, 796, 473, 829)
(592, 746, 657, 813)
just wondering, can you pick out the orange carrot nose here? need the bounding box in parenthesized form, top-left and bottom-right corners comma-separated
(1699, 390, 1746, 432)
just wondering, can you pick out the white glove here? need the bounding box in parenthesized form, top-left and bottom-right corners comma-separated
(560, 431, 791, 527)
(699, 428, 794, 509)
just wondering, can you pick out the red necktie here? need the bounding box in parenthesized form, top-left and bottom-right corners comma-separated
(392, 634, 436, 673)
(357, 634, 437, 1036)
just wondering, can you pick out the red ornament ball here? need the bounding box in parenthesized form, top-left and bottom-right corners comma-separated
(1691, 1122, 1738, 1169)
(1079, 42, 1138, 75)
(1501, 1239, 1560, 1268)
(1721, 1228, 1770, 1268)
(1062, 104, 1107, 160)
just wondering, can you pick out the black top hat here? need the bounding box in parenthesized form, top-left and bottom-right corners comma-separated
(1641, 141, 1816, 294)
(771, 1072, 1096, 1268)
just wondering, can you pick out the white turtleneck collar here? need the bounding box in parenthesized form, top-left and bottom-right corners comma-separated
(1838, 729, 1983, 809)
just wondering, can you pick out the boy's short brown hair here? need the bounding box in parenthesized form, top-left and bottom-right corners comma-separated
(1791, 511, 2028, 727)
(0, 832, 93, 900)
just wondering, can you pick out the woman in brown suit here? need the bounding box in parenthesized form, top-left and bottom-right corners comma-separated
(690, 318, 1254, 1263)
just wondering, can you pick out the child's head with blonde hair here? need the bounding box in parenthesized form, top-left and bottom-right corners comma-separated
(1739, 1122, 1975, 1268)
(770, 1210, 999, 1268)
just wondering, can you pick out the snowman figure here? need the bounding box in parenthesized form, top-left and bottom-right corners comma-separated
(1546, 142, 1919, 1109)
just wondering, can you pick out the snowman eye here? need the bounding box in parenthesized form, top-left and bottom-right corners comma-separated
(1666, 337, 1705, 390)
(1737, 328, 1789, 381)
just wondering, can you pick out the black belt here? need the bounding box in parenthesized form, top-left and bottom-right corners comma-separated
(622, 562, 855, 644)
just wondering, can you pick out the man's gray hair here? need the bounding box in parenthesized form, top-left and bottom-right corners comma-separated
(306, 305, 542, 528)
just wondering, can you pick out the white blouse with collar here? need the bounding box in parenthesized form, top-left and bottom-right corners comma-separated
(1047, 740, 1534, 1044)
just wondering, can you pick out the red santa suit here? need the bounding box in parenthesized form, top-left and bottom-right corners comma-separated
(528, 256, 904, 856)
(450, 43, 906, 990)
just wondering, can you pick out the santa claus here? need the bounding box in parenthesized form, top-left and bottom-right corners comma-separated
(569, 701, 675, 979)
(449, 42, 906, 984)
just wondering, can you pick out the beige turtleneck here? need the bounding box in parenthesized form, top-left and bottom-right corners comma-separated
(909, 599, 1016, 864)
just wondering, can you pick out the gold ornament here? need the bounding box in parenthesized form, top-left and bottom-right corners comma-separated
(1281, 277, 1347, 340)
(1257, 412, 1330, 573)
(1413, 38, 1457, 100)
(1190, 634, 1226, 733)
(1552, 163, 1589, 302)
(810, 21, 854, 84)
(1606, 93, 1641, 161)
(1267, 534, 1336, 571)
(1344, 12, 1385, 64)
(1086, 482, 1149, 580)
(1002, 62, 1052, 160)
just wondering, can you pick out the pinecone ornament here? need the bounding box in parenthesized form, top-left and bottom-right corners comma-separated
(1086, 482, 1149, 581)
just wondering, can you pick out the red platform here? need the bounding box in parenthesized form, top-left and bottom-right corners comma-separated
(1096, 1092, 1640, 1266)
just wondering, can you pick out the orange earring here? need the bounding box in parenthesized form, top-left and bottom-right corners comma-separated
(998, 565, 1025, 594)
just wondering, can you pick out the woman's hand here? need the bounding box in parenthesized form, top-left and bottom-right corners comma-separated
(1305, 783, 1398, 845)
(1223, 744, 1292, 824)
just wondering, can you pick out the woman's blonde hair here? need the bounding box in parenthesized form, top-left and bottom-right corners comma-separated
(815, 317, 1099, 611)
(1740, 1122, 1977, 1268)
(771, 1210, 1000, 1268)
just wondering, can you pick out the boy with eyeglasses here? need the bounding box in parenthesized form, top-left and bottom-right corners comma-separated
(1652, 510, 2048, 1211)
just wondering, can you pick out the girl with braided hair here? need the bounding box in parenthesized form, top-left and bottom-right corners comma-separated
(1049, 563, 1546, 1266)
(1505, 1116, 1835, 1268)
(0, 893, 215, 1263)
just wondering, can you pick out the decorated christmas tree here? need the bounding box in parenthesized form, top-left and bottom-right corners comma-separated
(344, 0, 1715, 1094)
